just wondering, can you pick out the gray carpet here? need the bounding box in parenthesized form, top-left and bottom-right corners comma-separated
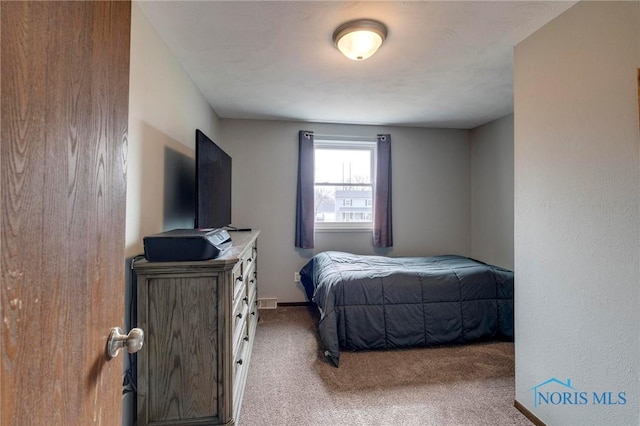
(239, 306, 530, 426)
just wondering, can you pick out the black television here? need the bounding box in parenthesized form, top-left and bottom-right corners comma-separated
(163, 146, 196, 230)
(195, 129, 232, 229)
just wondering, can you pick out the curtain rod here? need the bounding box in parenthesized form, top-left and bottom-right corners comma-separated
(312, 133, 378, 141)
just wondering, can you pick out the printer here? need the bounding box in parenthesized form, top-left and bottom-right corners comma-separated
(143, 228, 232, 262)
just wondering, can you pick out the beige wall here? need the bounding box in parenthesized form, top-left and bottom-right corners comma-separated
(514, 1, 639, 424)
(126, 3, 221, 257)
(470, 114, 514, 269)
(222, 119, 472, 303)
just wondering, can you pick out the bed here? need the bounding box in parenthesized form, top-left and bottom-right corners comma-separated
(299, 251, 514, 366)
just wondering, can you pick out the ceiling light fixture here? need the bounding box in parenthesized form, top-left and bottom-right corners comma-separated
(332, 19, 388, 61)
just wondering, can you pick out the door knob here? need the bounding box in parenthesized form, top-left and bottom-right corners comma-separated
(107, 327, 144, 360)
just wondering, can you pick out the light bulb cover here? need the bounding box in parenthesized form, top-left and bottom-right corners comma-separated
(332, 19, 388, 61)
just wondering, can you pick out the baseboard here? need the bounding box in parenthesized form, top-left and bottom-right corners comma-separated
(277, 302, 311, 307)
(514, 400, 546, 426)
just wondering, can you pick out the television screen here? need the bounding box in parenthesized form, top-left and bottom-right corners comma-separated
(195, 129, 232, 229)
(163, 146, 196, 230)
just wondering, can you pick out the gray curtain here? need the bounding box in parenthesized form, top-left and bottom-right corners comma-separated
(295, 130, 315, 248)
(374, 134, 393, 247)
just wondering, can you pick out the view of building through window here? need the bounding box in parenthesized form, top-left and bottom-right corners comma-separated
(314, 146, 374, 223)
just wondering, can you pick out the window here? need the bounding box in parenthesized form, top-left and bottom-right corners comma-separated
(314, 138, 375, 230)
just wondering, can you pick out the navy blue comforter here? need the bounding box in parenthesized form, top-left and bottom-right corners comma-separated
(300, 251, 514, 366)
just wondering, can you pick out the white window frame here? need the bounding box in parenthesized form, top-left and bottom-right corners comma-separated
(314, 137, 376, 232)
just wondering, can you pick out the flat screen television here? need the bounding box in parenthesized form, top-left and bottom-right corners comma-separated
(163, 146, 196, 230)
(195, 129, 232, 229)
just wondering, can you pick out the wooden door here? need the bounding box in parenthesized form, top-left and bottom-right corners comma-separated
(1, 2, 131, 425)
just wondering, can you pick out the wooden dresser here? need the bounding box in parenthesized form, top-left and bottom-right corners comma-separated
(133, 230, 260, 426)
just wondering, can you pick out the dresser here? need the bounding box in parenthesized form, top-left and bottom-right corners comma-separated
(133, 230, 260, 426)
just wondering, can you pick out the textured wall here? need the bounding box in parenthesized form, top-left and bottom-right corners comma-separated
(222, 119, 471, 303)
(514, 2, 639, 424)
(470, 114, 514, 270)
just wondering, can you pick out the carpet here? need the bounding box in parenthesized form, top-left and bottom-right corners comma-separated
(239, 306, 530, 426)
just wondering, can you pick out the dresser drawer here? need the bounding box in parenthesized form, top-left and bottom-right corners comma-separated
(246, 261, 256, 291)
(233, 302, 248, 347)
(247, 268, 257, 297)
(233, 328, 249, 380)
(234, 243, 254, 279)
(233, 319, 247, 361)
(232, 268, 245, 302)
(241, 242, 256, 268)
(232, 330, 251, 414)
(247, 288, 257, 318)
(232, 283, 245, 318)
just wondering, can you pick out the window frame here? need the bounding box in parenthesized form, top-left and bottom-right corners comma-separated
(313, 137, 376, 232)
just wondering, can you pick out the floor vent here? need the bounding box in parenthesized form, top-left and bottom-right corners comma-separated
(257, 298, 278, 309)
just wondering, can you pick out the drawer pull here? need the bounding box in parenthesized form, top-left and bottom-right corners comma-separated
(247, 258, 252, 263)
(250, 279, 255, 284)
(243, 336, 249, 342)
(236, 276, 243, 282)
(251, 311, 256, 316)
(237, 313, 243, 319)
(243, 297, 248, 303)
(237, 359, 243, 365)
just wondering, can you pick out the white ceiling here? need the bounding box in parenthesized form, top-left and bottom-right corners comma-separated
(136, 1, 576, 129)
